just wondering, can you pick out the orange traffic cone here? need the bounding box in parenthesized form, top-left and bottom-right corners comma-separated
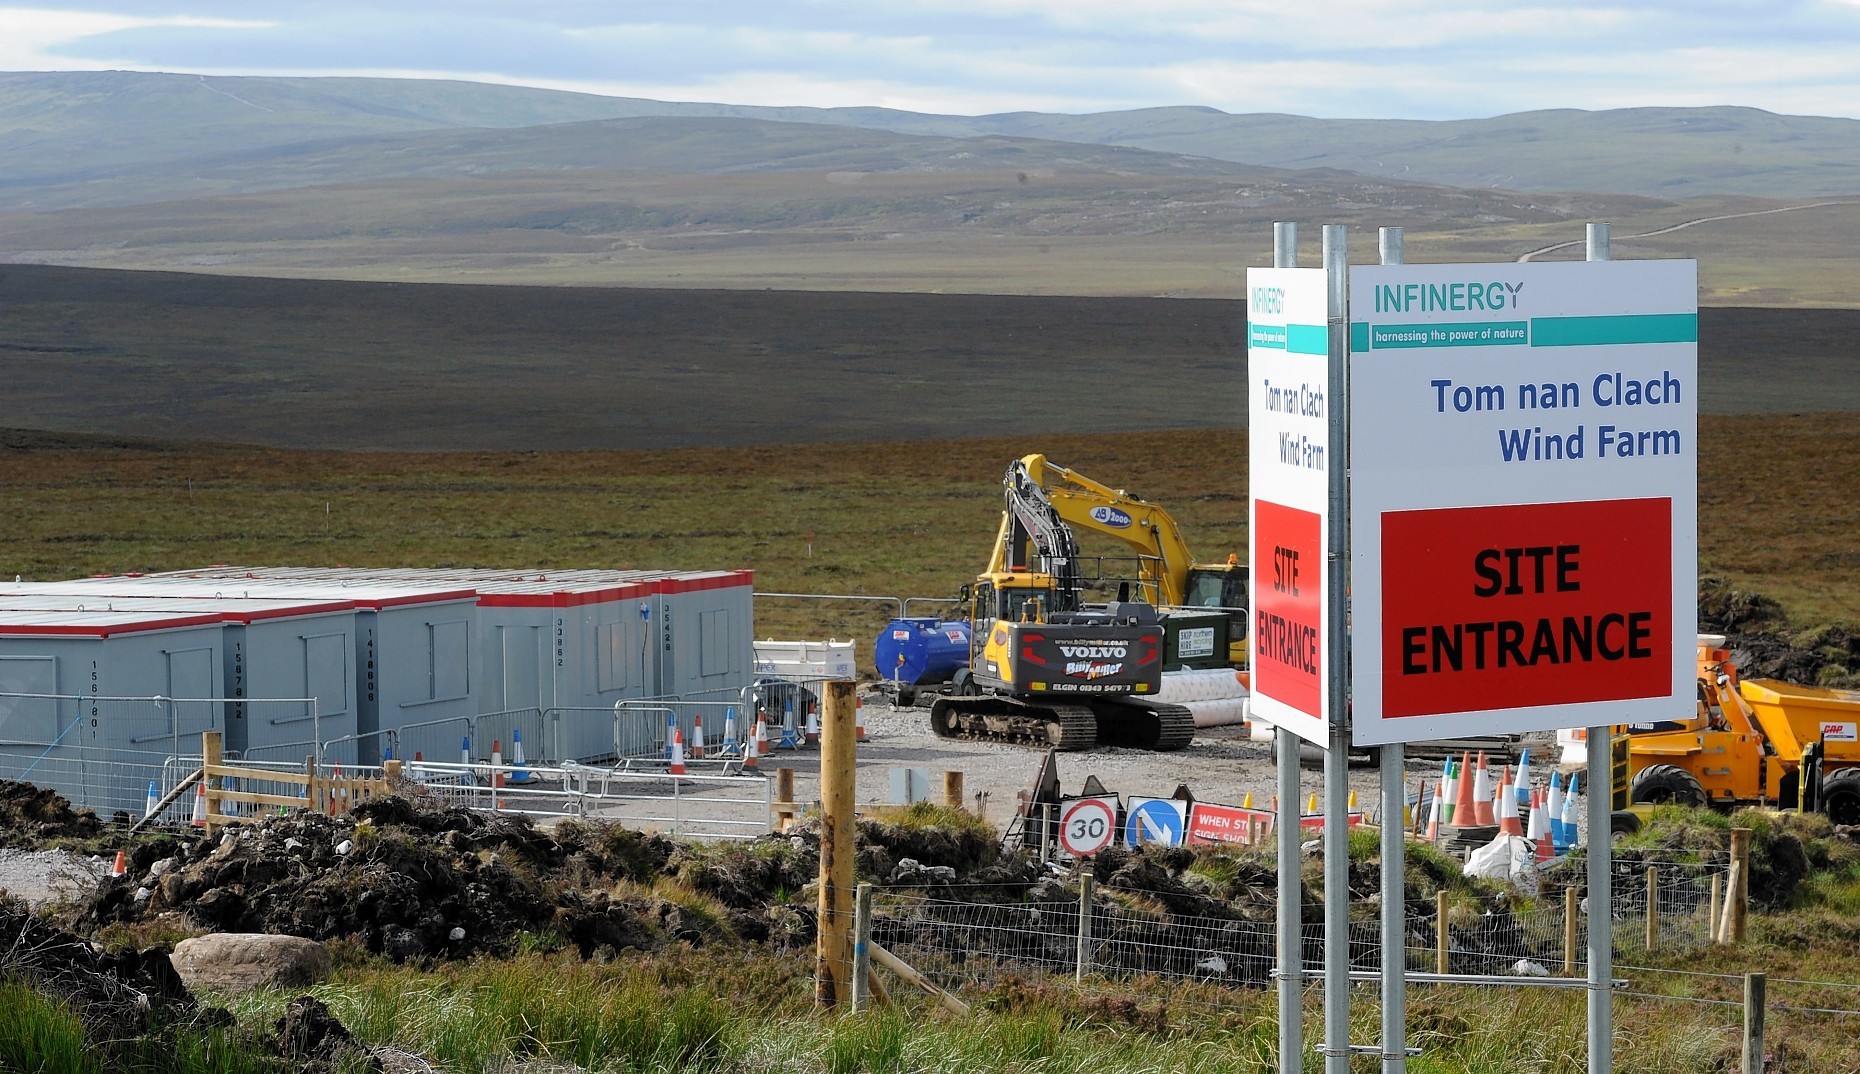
(1472, 752, 1495, 826)
(691, 713, 707, 759)
(1425, 780, 1445, 841)
(855, 695, 868, 743)
(669, 728, 687, 776)
(191, 782, 208, 828)
(1451, 751, 1477, 826)
(745, 717, 763, 770)
(1529, 788, 1553, 863)
(1498, 768, 1523, 836)
(110, 850, 127, 877)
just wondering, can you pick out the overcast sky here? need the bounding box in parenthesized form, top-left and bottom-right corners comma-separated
(6, 2, 1860, 120)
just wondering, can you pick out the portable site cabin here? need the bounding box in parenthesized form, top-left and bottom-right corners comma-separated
(0, 578, 480, 766)
(0, 607, 228, 816)
(0, 590, 363, 762)
(3, 566, 756, 768)
(130, 567, 758, 763)
(653, 570, 756, 702)
(125, 567, 646, 760)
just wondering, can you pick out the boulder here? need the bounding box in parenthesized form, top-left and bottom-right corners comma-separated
(171, 933, 331, 992)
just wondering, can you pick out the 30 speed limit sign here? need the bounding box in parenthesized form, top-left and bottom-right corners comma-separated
(1058, 796, 1118, 858)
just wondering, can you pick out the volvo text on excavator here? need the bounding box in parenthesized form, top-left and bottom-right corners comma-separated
(927, 459, 1197, 751)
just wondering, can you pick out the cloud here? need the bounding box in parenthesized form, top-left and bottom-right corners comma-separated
(0, 6, 269, 70)
(8, 1, 1860, 119)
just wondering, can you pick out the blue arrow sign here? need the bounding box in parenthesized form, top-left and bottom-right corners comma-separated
(1124, 797, 1187, 848)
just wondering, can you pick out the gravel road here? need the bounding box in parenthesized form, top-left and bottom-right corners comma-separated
(782, 695, 1438, 830)
(0, 848, 106, 908)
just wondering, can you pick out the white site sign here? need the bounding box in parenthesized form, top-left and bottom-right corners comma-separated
(1349, 260, 1698, 744)
(1247, 267, 1331, 744)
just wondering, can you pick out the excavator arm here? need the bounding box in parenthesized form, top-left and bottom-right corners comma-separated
(1015, 453, 1223, 607)
(995, 457, 1085, 612)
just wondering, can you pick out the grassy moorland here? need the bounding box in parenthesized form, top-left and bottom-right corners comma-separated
(5, 266, 1860, 454)
(2, 416, 1855, 651)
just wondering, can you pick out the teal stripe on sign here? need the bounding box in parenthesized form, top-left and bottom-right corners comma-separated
(1287, 324, 1327, 354)
(1531, 313, 1697, 347)
(1350, 322, 1370, 353)
(1249, 324, 1287, 349)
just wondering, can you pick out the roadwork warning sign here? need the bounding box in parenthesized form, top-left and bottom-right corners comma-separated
(1349, 260, 1697, 744)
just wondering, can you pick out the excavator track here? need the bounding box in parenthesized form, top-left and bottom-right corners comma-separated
(928, 696, 1099, 751)
(1088, 698, 1196, 752)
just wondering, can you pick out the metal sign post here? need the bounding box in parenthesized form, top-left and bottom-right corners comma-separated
(1376, 226, 1407, 1074)
(1585, 221, 1615, 1074)
(1267, 219, 1306, 1074)
(1321, 224, 1351, 1074)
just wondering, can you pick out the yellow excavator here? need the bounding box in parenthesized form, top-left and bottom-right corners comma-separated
(1013, 453, 1249, 666)
(927, 458, 1197, 751)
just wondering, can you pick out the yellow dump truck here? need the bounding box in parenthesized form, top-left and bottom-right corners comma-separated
(1626, 637, 1860, 824)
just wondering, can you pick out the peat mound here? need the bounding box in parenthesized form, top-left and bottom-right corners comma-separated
(70, 794, 1017, 963)
(40, 789, 1626, 986)
(77, 799, 701, 962)
(0, 779, 103, 848)
(0, 896, 198, 1030)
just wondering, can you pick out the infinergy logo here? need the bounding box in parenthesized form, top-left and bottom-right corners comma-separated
(1374, 280, 1523, 314)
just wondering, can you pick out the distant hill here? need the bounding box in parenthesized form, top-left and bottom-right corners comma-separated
(862, 106, 1860, 200)
(3, 72, 1859, 304)
(3, 73, 1860, 206)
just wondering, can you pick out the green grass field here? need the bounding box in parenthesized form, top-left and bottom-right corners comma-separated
(3, 417, 1854, 651)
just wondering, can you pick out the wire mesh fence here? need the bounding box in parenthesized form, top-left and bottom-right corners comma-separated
(866, 859, 1738, 997)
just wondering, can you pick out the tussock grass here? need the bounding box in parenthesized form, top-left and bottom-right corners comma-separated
(0, 977, 91, 1074)
(189, 939, 1860, 1074)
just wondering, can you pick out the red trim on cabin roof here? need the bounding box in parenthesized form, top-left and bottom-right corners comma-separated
(349, 589, 479, 610)
(476, 581, 659, 608)
(656, 571, 754, 595)
(219, 600, 357, 623)
(0, 612, 226, 637)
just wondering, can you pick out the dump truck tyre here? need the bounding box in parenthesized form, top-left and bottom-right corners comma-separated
(1823, 769, 1860, 826)
(1630, 763, 1707, 808)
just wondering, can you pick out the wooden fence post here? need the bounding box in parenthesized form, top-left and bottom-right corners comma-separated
(1645, 865, 1659, 951)
(776, 767, 796, 831)
(1563, 886, 1579, 976)
(1076, 873, 1095, 982)
(943, 770, 965, 813)
(816, 680, 857, 1009)
(1436, 890, 1450, 975)
(1726, 828, 1752, 944)
(201, 731, 223, 834)
(1709, 874, 1724, 944)
(1743, 972, 1766, 1074)
(853, 883, 873, 1013)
